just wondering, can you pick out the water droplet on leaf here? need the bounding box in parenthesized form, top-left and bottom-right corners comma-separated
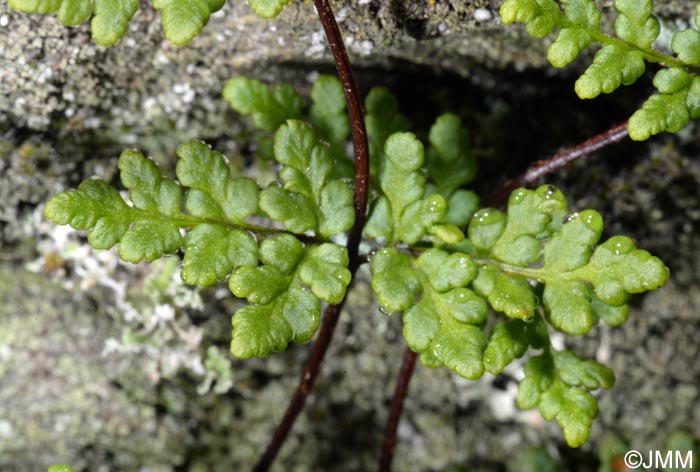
(511, 189, 528, 203)
(378, 304, 393, 316)
(563, 213, 577, 224)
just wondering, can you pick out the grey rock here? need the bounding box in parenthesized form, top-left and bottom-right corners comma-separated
(0, 267, 190, 471)
(1, 1, 699, 471)
(2, 0, 693, 136)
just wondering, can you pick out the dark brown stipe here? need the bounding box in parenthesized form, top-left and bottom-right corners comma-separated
(253, 0, 371, 470)
(379, 347, 417, 472)
(315, 0, 371, 266)
(488, 121, 629, 208)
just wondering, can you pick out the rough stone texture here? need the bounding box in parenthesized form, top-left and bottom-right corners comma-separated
(1, 0, 700, 471)
(0, 268, 190, 471)
(0, 0, 517, 137)
(2, 0, 693, 139)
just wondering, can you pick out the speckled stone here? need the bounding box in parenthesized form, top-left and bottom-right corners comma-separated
(1, 1, 699, 470)
(2, 1, 694, 136)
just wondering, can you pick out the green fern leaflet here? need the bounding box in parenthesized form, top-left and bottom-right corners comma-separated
(501, 0, 700, 140)
(7, 0, 291, 45)
(45, 75, 670, 448)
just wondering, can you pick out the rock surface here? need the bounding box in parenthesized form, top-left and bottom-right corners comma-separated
(2, 0, 693, 136)
(1, 1, 699, 471)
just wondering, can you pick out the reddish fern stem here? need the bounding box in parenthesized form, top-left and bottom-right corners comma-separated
(253, 302, 346, 472)
(253, 0, 370, 470)
(488, 121, 629, 207)
(379, 347, 417, 472)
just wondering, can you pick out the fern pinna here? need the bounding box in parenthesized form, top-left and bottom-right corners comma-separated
(44, 75, 669, 448)
(501, 0, 700, 140)
(6, 0, 290, 45)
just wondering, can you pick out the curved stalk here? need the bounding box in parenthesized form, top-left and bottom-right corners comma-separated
(253, 0, 370, 470)
(253, 302, 347, 472)
(379, 347, 417, 472)
(488, 121, 629, 207)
